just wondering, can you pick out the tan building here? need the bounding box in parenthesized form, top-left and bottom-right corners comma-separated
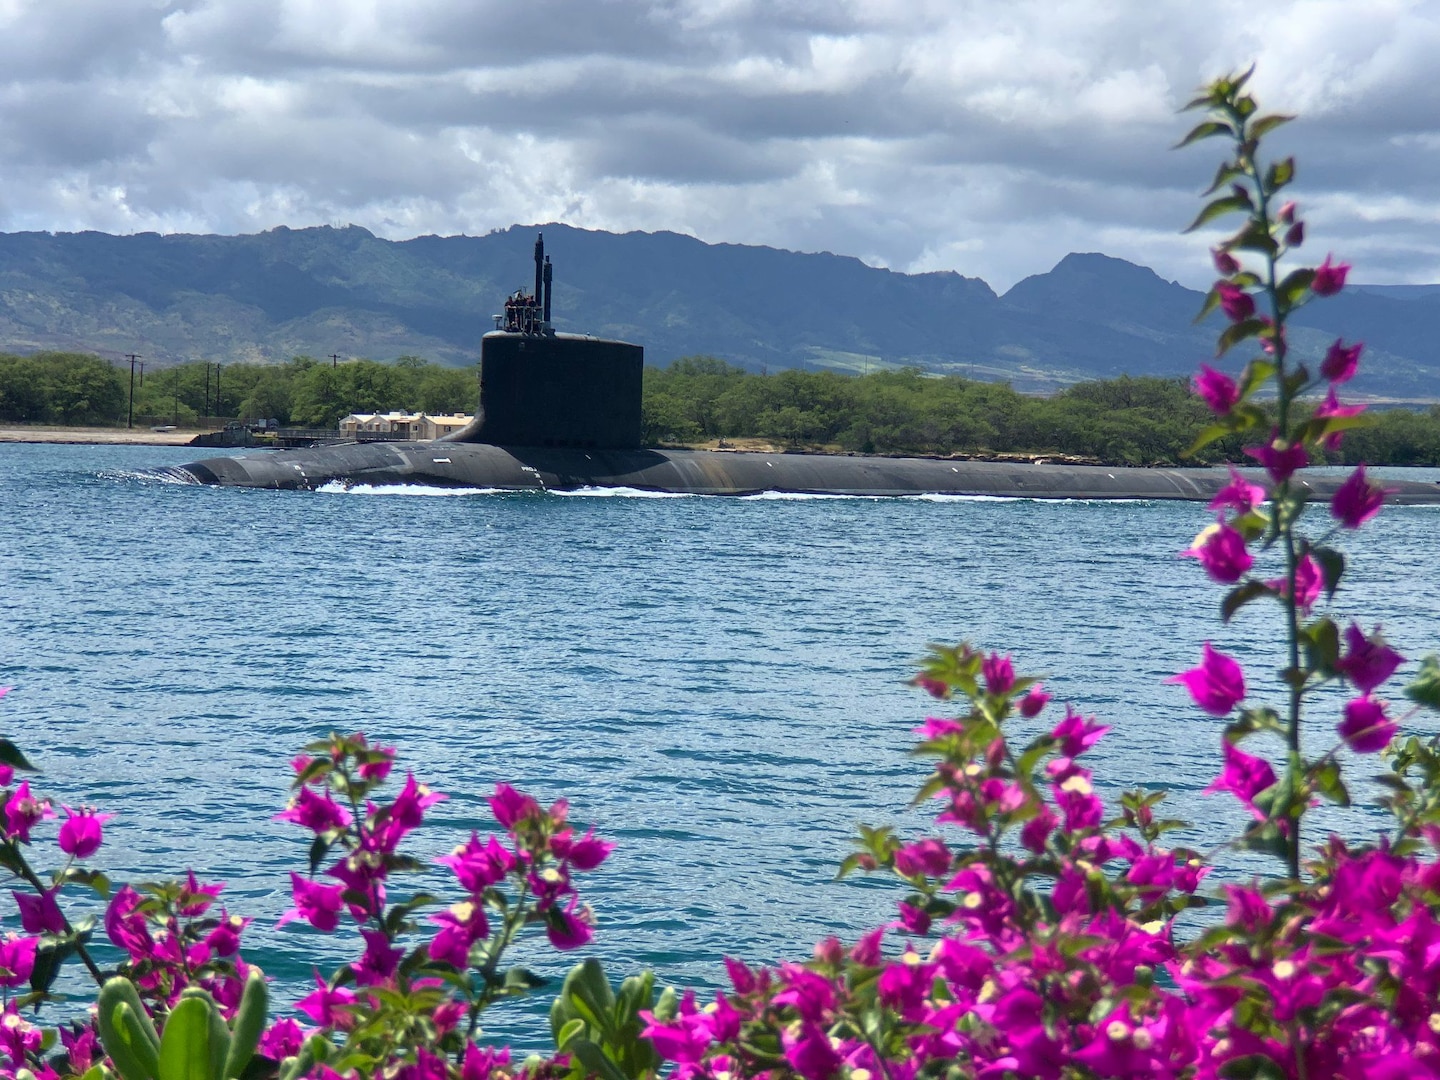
(338, 412, 472, 441)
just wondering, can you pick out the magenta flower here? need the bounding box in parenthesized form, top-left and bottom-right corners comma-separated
(893, 838, 952, 878)
(1182, 521, 1253, 584)
(275, 787, 352, 833)
(1212, 248, 1240, 276)
(545, 899, 595, 951)
(1331, 465, 1389, 529)
(277, 872, 345, 932)
(1285, 220, 1304, 246)
(257, 1019, 306, 1061)
(551, 827, 615, 871)
(1166, 642, 1246, 715)
(12, 889, 65, 935)
(1339, 695, 1397, 753)
(1314, 387, 1365, 449)
(1208, 466, 1266, 516)
(356, 744, 395, 783)
(0, 934, 39, 988)
(489, 783, 541, 828)
(104, 886, 153, 959)
(1216, 281, 1255, 322)
(982, 651, 1015, 694)
(428, 899, 490, 968)
(1018, 684, 1051, 718)
(3, 782, 52, 843)
(1050, 708, 1110, 757)
(1020, 806, 1057, 853)
(1194, 364, 1240, 415)
(56, 806, 114, 859)
(1244, 434, 1308, 483)
(352, 928, 404, 985)
(295, 971, 357, 1027)
(177, 870, 224, 916)
(1204, 742, 1277, 819)
(1312, 254, 1350, 296)
(782, 1021, 842, 1080)
(437, 832, 515, 893)
(204, 912, 249, 957)
(1320, 338, 1362, 383)
(1337, 623, 1404, 694)
(461, 1045, 512, 1080)
(1268, 551, 1323, 614)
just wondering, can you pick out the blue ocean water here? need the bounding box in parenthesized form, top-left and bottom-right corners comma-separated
(2, 442, 1437, 1045)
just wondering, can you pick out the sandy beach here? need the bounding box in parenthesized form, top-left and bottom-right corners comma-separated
(0, 425, 201, 446)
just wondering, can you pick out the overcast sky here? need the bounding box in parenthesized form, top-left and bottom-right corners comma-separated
(0, 0, 1435, 292)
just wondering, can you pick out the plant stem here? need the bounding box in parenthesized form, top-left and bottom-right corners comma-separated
(13, 856, 106, 984)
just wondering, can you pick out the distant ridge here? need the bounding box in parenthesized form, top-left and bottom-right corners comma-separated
(0, 225, 1435, 400)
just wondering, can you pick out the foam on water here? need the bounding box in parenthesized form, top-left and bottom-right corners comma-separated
(317, 480, 509, 496)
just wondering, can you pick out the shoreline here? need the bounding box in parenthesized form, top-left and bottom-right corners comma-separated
(0, 425, 201, 446)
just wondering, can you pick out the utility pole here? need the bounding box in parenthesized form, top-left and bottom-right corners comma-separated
(173, 366, 180, 426)
(204, 364, 211, 418)
(126, 354, 142, 428)
(215, 364, 223, 418)
(331, 353, 341, 369)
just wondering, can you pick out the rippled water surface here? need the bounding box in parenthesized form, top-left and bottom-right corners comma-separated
(2, 444, 1438, 1043)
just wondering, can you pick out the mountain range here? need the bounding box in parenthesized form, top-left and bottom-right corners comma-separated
(0, 223, 1435, 401)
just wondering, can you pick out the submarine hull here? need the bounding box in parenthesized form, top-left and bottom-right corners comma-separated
(173, 442, 1440, 504)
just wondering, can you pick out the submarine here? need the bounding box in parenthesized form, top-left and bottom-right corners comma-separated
(177, 235, 1440, 505)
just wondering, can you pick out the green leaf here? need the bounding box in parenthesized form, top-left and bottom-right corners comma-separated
(1225, 707, 1283, 743)
(1308, 548, 1346, 601)
(157, 997, 215, 1080)
(1184, 195, 1251, 233)
(1251, 116, 1294, 141)
(1175, 120, 1236, 149)
(1310, 759, 1351, 808)
(555, 1018, 586, 1051)
(1221, 581, 1273, 623)
(1231, 218, 1279, 257)
(0, 740, 38, 773)
(1219, 1053, 1288, 1080)
(1216, 318, 1268, 357)
(1405, 655, 1440, 712)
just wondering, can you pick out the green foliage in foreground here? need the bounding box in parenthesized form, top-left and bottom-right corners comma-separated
(643, 356, 1440, 466)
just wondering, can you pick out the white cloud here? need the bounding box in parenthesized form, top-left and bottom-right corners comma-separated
(0, 0, 1435, 290)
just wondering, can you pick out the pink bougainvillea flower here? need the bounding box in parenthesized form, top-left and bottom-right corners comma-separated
(104, 886, 153, 959)
(12, 888, 65, 935)
(1337, 623, 1404, 694)
(914, 675, 948, 699)
(1050, 708, 1110, 757)
(981, 651, 1015, 695)
(204, 911, 249, 957)
(1212, 248, 1241, 276)
(1313, 387, 1365, 450)
(460, 1044, 512, 1080)
(295, 971, 357, 1028)
(356, 743, 395, 783)
(0, 934, 39, 988)
(1017, 684, 1051, 717)
(1285, 220, 1305, 246)
(782, 1020, 843, 1080)
(1338, 695, 1397, 753)
(550, 827, 615, 871)
(545, 899, 595, 951)
(257, 1019, 307, 1061)
(893, 838, 951, 879)
(1320, 338, 1363, 383)
(1020, 805, 1057, 854)
(1204, 742, 1277, 819)
(1268, 551, 1323, 614)
(1182, 522, 1253, 583)
(1194, 364, 1240, 415)
(1166, 642, 1246, 715)
(437, 832, 515, 893)
(428, 899, 490, 968)
(895, 901, 931, 935)
(1244, 434, 1309, 483)
(489, 783, 541, 829)
(177, 870, 224, 916)
(1208, 466, 1266, 516)
(1312, 254, 1350, 296)
(56, 805, 114, 859)
(275, 786, 352, 833)
(1331, 465, 1390, 529)
(277, 872, 345, 932)
(1215, 281, 1255, 322)
(352, 928, 404, 985)
(3, 782, 52, 843)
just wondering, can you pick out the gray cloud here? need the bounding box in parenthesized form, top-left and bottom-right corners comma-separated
(0, 0, 1436, 291)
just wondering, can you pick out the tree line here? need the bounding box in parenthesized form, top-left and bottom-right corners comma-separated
(0, 352, 476, 428)
(2, 349, 1438, 466)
